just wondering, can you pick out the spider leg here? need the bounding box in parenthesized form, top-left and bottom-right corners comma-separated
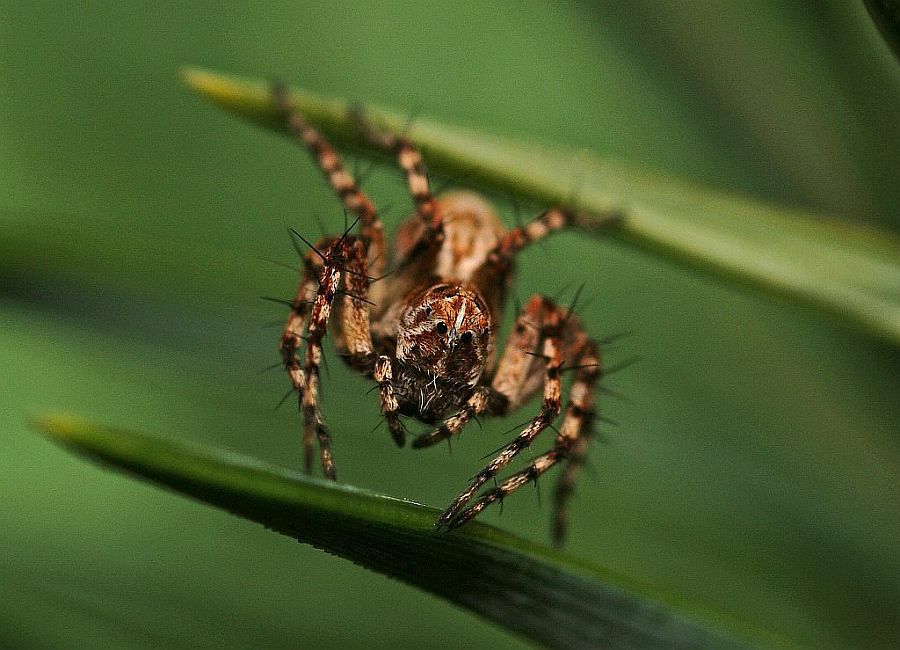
(373, 355, 406, 446)
(448, 341, 601, 546)
(499, 207, 580, 258)
(551, 336, 601, 545)
(305, 232, 370, 479)
(345, 110, 460, 313)
(438, 297, 602, 545)
(451, 338, 600, 544)
(469, 206, 616, 318)
(279, 239, 331, 471)
(444, 448, 562, 529)
(273, 83, 386, 281)
(274, 83, 388, 478)
(299, 241, 344, 480)
(436, 296, 566, 529)
(552, 418, 595, 545)
(332, 238, 376, 373)
(350, 109, 442, 237)
(484, 206, 623, 270)
(280, 232, 362, 480)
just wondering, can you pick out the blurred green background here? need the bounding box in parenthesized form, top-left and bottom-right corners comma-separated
(2, 2, 898, 648)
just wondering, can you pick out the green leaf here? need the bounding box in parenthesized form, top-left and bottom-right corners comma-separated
(864, 0, 900, 60)
(181, 66, 900, 346)
(32, 414, 770, 650)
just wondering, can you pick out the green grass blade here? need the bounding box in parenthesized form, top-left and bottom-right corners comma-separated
(180, 66, 900, 346)
(32, 414, 765, 650)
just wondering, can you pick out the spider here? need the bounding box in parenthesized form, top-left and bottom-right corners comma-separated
(272, 84, 615, 545)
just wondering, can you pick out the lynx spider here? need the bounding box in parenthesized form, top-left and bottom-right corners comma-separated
(273, 84, 614, 544)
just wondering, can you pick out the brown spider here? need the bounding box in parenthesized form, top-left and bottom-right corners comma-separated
(273, 84, 612, 545)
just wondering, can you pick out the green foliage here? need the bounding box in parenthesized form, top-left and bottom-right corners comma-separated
(865, 0, 900, 59)
(2, 3, 899, 649)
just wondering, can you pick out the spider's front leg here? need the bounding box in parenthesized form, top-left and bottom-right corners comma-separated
(281, 232, 377, 480)
(279, 234, 346, 479)
(437, 295, 602, 545)
(274, 83, 382, 479)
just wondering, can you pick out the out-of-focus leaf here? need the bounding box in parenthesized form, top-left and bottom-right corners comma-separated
(865, 0, 900, 59)
(32, 414, 768, 650)
(181, 67, 900, 346)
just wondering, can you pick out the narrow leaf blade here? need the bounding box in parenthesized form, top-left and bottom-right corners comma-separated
(181, 66, 900, 346)
(32, 414, 764, 649)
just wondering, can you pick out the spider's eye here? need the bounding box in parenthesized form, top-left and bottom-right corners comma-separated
(435, 321, 448, 335)
(424, 306, 433, 317)
(460, 331, 474, 344)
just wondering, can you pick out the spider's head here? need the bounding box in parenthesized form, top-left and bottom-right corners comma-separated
(397, 283, 492, 386)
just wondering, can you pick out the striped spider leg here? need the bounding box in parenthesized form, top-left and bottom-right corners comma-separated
(274, 85, 381, 479)
(433, 296, 602, 545)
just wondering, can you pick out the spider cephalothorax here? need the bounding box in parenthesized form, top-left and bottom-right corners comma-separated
(271, 84, 615, 544)
(396, 283, 492, 387)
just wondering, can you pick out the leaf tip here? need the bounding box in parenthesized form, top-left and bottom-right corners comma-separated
(180, 66, 248, 103)
(28, 412, 85, 443)
(179, 65, 276, 122)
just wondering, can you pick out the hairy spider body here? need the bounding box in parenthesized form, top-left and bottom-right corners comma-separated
(273, 85, 610, 544)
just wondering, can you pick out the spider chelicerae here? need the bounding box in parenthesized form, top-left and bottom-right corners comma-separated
(271, 84, 618, 544)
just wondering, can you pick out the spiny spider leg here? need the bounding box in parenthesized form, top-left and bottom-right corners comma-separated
(283, 229, 379, 478)
(273, 83, 386, 278)
(445, 448, 562, 529)
(299, 235, 353, 479)
(274, 83, 389, 477)
(436, 297, 567, 529)
(552, 350, 600, 545)
(279, 239, 330, 471)
(498, 208, 577, 257)
(447, 310, 602, 545)
(548, 328, 602, 544)
(349, 109, 442, 237)
(469, 208, 600, 308)
(475, 206, 623, 279)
